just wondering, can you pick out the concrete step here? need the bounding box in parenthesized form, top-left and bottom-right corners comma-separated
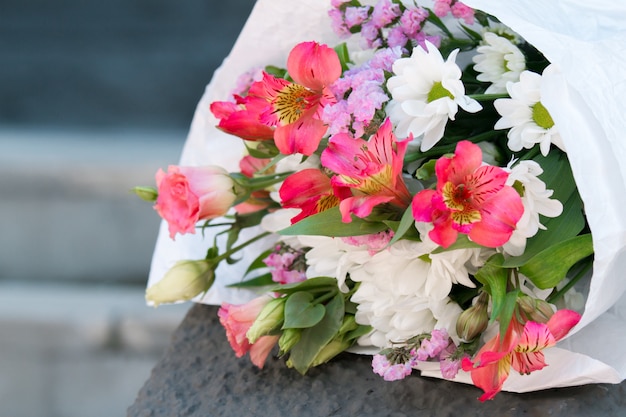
(0, 128, 186, 284)
(0, 281, 189, 417)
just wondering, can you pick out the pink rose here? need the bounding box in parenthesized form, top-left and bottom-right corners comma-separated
(154, 165, 236, 239)
(218, 296, 279, 368)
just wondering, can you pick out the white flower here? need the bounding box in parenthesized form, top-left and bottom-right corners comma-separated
(298, 235, 373, 292)
(346, 240, 463, 348)
(386, 41, 482, 151)
(494, 65, 565, 156)
(473, 32, 526, 94)
(503, 160, 563, 256)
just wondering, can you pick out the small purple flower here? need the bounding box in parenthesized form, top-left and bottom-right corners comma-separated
(439, 343, 466, 380)
(328, 8, 350, 38)
(387, 26, 408, 49)
(371, 0, 401, 28)
(372, 354, 413, 381)
(344, 6, 370, 28)
(415, 328, 450, 360)
(399, 7, 428, 36)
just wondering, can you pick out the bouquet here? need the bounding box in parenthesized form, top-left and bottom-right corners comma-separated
(136, 0, 626, 401)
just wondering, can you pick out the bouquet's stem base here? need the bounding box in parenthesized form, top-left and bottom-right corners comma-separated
(128, 304, 625, 417)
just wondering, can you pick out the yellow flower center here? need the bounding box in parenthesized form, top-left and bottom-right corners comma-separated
(315, 194, 340, 212)
(356, 165, 394, 195)
(427, 81, 454, 103)
(531, 101, 555, 129)
(273, 84, 314, 124)
(442, 182, 481, 225)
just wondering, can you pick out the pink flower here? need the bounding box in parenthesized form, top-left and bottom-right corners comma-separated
(439, 343, 466, 380)
(154, 165, 237, 239)
(218, 296, 280, 369)
(210, 95, 275, 142)
(451, 2, 475, 25)
(253, 41, 342, 155)
(371, 0, 401, 27)
(372, 354, 413, 381)
(415, 328, 450, 360)
(412, 141, 524, 248)
(279, 168, 351, 223)
(321, 118, 412, 222)
(462, 309, 581, 401)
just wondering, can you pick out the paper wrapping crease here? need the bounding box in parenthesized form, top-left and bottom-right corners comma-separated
(148, 0, 626, 390)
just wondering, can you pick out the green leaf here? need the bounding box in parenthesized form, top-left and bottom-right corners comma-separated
(288, 293, 345, 374)
(498, 289, 521, 339)
(283, 292, 326, 329)
(475, 254, 508, 322)
(271, 276, 338, 295)
(334, 42, 351, 72)
(243, 248, 273, 277)
(503, 190, 584, 268)
(519, 234, 594, 289)
(279, 206, 388, 237)
(387, 203, 416, 246)
(431, 234, 481, 254)
(226, 272, 274, 288)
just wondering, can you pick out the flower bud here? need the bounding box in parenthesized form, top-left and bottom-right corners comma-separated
(146, 259, 215, 307)
(131, 186, 158, 202)
(246, 297, 286, 343)
(456, 294, 489, 342)
(310, 337, 352, 367)
(278, 328, 301, 355)
(518, 295, 554, 323)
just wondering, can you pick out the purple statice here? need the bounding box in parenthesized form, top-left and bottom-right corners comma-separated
(263, 244, 307, 285)
(399, 6, 429, 37)
(328, 7, 351, 38)
(372, 354, 413, 381)
(344, 6, 370, 29)
(387, 26, 408, 49)
(322, 47, 401, 137)
(451, 2, 475, 25)
(360, 20, 383, 49)
(414, 328, 450, 361)
(438, 343, 466, 380)
(342, 230, 394, 255)
(370, 0, 401, 27)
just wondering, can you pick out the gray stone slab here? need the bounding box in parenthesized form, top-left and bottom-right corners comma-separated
(128, 304, 626, 417)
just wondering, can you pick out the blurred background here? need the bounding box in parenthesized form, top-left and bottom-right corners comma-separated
(0, 0, 256, 415)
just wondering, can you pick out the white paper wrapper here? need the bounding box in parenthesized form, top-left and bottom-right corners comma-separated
(148, 0, 626, 391)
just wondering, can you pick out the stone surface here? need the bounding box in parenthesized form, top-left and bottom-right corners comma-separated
(128, 304, 626, 417)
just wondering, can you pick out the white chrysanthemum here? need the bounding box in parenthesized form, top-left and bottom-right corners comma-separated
(494, 65, 565, 156)
(473, 32, 526, 94)
(503, 160, 563, 256)
(386, 41, 482, 151)
(347, 240, 464, 348)
(298, 235, 373, 292)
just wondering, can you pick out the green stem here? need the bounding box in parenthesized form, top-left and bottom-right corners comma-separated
(214, 231, 271, 263)
(312, 289, 338, 306)
(468, 93, 508, 101)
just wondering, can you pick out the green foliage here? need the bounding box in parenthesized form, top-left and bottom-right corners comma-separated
(279, 207, 388, 237)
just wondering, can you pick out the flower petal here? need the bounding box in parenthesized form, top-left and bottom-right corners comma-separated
(287, 41, 342, 90)
(546, 309, 582, 341)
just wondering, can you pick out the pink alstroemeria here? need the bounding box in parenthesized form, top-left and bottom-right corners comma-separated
(234, 155, 273, 214)
(252, 41, 342, 155)
(412, 140, 524, 248)
(462, 309, 581, 401)
(218, 296, 280, 369)
(321, 118, 412, 222)
(210, 95, 275, 141)
(279, 168, 351, 223)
